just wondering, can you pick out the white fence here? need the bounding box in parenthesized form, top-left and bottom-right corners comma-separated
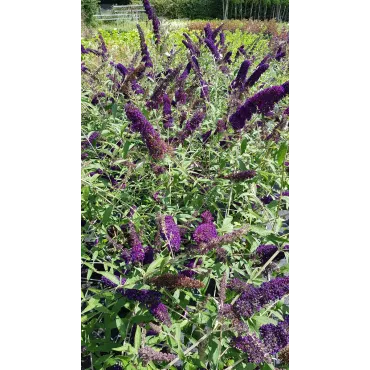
(94, 5, 146, 22)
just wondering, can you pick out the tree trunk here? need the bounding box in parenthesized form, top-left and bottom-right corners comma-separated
(258, 0, 261, 20)
(224, 0, 229, 19)
(281, 5, 286, 21)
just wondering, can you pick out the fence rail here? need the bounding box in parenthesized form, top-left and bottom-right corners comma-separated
(112, 5, 143, 9)
(94, 14, 139, 21)
(94, 5, 147, 22)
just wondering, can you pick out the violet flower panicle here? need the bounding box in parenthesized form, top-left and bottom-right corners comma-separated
(125, 102, 169, 159)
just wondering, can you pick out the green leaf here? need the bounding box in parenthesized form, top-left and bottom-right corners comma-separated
(111, 103, 117, 118)
(134, 325, 141, 351)
(145, 256, 166, 277)
(82, 297, 100, 314)
(208, 337, 220, 368)
(252, 315, 278, 326)
(220, 216, 233, 233)
(131, 314, 152, 324)
(249, 225, 273, 236)
(122, 276, 142, 288)
(102, 205, 113, 225)
(92, 250, 99, 261)
(241, 138, 247, 154)
(261, 364, 275, 370)
(122, 141, 131, 158)
(100, 271, 120, 285)
(175, 323, 183, 355)
(238, 159, 247, 171)
(276, 141, 288, 166)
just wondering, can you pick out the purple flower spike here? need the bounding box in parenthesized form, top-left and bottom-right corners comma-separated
(149, 302, 172, 326)
(200, 79, 209, 100)
(152, 15, 161, 45)
(182, 34, 200, 56)
(193, 223, 218, 244)
(179, 62, 192, 81)
(211, 24, 223, 40)
(219, 32, 225, 46)
(81, 44, 89, 54)
(231, 60, 251, 89)
(275, 46, 286, 61)
(261, 195, 274, 205)
(237, 45, 246, 58)
(260, 316, 289, 354)
(88, 131, 100, 143)
(229, 100, 257, 130)
(160, 215, 181, 252)
(125, 102, 169, 159)
(143, 246, 154, 265)
(255, 244, 286, 264)
(123, 289, 162, 305)
(201, 210, 214, 223)
(142, 0, 154, 19)
(191, 56, 200, 73)
(98, 34, 108, 56)
(182, 110, 206, 139)
(131, 80, 145, 95)
(245, 63, 269, 88)
(224, 170, 256, 181)
(114, 63, 128, 78)
(91, 92, 106, 106)
(223, 51, 232, 64)
(162, 93, 173, 128)
(233, 276, 289, 318)
(259, 276, 289, 305)
(137, 24, 153, 68)
(204, 38, 221, 60)
(215, 119, 227, 133)
(230, 82, 289, 130)
(232, 334, 271, 363)
(175, 88, 187, 105)
(131, 244, 145, 263)
(202, 130, 212, 143)
(139, 347, 176, 364)
(282, 80, 289, 94)
(204, 23, 213, 39)
(81, 62, 88, 72)
(250, 84, 288, 114)
(258, 54, 271, 66)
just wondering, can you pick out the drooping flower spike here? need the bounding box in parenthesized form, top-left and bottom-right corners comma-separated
(125, 102, 170, 159)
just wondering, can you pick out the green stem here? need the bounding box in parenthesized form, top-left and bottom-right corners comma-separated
(164, 322, 220, 369)
(250, 249, 281, 281)
(224, 357, 245, 370)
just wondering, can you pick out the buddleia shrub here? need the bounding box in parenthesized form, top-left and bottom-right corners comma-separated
(81, 1, 289, 369)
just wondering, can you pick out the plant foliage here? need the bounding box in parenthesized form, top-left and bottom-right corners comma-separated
(81, 2, 289, 368)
